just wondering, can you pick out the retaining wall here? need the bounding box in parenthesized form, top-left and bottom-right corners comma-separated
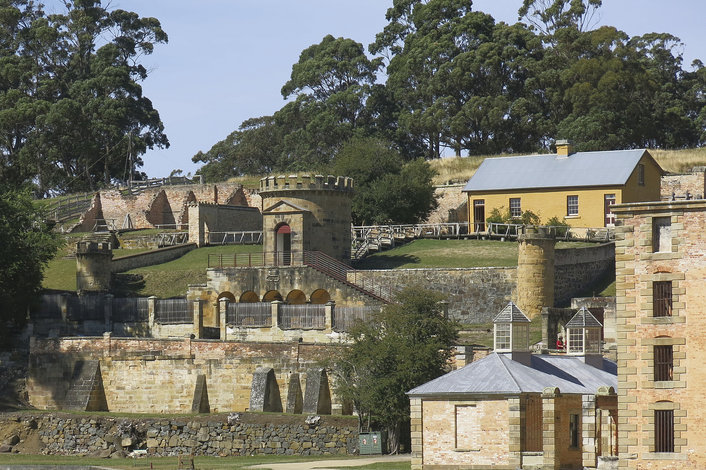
(554, 243, 615, 306)
(4, 413, 357, 457)
(111, 244, 197, 273)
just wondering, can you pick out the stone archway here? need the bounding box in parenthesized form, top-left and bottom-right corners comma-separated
(310, 289, 331, 305)
(275, 223, 291, 266)
(286, 290, 307, 305)
(239, 291, 260, 303)
(262, 290, 283, 302)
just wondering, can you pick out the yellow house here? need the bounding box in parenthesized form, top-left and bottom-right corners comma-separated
(463, 141, 663, 230)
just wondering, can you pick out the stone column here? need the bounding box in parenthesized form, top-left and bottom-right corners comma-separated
(219, 298, 229, 341)
(147, 296, 157, 335)
(410, 397, 423, 470)
(582, 394, 597, 468)
(517, 226, 556, 319)
(193, 300, 203, 339)
(324, 300, 335, 333)
(271, 300, 282, 330)
(542, 386, 561, 470)
(508, 396, 522, 468)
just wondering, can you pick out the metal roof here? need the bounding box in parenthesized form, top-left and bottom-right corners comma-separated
(493, 302, 530, 323)
(566, 307, 603, 328)
(408, 352, 617, 397)
(463, 149, 652, 192)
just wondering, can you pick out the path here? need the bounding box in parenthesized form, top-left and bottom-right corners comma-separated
(246, 454, 410, 469)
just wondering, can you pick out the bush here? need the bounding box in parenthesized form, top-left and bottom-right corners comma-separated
(545, 216, 571, 237)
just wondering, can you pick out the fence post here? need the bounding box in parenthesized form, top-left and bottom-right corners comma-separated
(324, 301, 335, 333)
(271, 300, 282, 330)
(60, 293, 69, 323)
(148, 296, 157, 335)
(104, 293, 113, 333)
(219, 298, 229, 341)
(193, 300, 203, 339)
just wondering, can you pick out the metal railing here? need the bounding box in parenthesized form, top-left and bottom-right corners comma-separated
(333, 305, 380, 332)
(154, 224, 189, 230)
(66, 295, 105, 321)
(156, 232, 189, 247)
(154, 298, 192, 324)
(112, 297, 149, 322)
(208, 251, 304, 268)
(279, 304, 326, 330)
(208, 231, 263, 245)
(226, 302, 271, 327)
(120, 175, 203, 196)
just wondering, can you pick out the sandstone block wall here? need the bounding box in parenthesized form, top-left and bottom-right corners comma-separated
(28, 337, 342, 415)
(660, 170, 705, 200)
(111, 244, 197, 273)
(188, 203, 262, 247)
(554, 243, 615, 306)
(348, 267, 517, 323)
(9, 413, 357, 457)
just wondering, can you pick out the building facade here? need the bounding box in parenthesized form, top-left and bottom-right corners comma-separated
(613, 199, 706, 469)
(464, 142, 663, 231)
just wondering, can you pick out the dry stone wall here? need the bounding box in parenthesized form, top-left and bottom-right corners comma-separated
(3, 413, 357, 457)
(554, 243, 615, 306)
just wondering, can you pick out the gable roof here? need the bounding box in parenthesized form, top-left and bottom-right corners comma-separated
(493, 302, 530, 323)
(566, 307, 603, 328)
(408, 352, 617, 397)
(463, 149, 658, 193)
(262, 200, 310, 214)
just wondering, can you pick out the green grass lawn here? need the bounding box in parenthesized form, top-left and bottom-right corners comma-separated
(355, 239, 519, 270)
(0, 453, 406, 469)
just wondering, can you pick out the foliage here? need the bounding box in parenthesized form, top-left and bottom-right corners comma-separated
(544, 216, 571, 236)
(332, 137, 437, 225)
(0, 188, 62, 325)
(328, 287, 459, 452)
(485, 207, 540, 225)
(0, 0, 169, 196)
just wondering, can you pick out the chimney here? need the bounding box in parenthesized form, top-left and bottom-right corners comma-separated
(555, 139, 573, 157)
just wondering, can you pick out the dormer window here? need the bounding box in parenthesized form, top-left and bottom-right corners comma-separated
(493, 302, 530, 353)
(566, 307, 603, 355)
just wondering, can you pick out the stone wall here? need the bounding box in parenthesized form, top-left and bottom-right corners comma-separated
(2, 413, 357, 457)
(660, 168, 706, 200)
(348, 267, 516, 324)
(111, 244, 197, 273)
(554, 242, 615, 307)
(425, 184, 467, 224)
(28, 337, 343, 414)
(187, 203, 262, 247)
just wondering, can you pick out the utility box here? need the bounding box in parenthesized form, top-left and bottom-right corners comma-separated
(359, 432, 384, 455)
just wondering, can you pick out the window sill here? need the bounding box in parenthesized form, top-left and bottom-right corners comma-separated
(454, 448, 480, 452)
(654, 381, 685, 389)
(564, 215, 580, 219)
(642, 453, 687, 460)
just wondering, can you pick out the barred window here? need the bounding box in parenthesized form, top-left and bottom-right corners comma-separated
(510, 198, 521, 218)
(568, 328, 583, 353)
(567, 195, 579, 216)
(569, 414, 580, 448)
(653, 281, 673, 317)
(654, 346, 673, 382)
(655, 409, 674, 452)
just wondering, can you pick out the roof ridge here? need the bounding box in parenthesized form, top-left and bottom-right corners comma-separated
(496, 353, 524, 393)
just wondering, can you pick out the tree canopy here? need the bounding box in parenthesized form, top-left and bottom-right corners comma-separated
(195, 0, 706, 180)
(0, 0, 168, 196)
(0, 188, 61, 326)
(327, 287, 459, 452)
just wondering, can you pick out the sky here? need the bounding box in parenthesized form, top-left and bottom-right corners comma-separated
(45, 1, 706, 178)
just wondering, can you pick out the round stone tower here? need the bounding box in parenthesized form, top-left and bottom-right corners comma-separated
(75, 241, 113, 293)
(259, 174, 354, 264)
(516, 226, 556, 319)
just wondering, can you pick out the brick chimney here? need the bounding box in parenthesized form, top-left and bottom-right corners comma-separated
(555, 139, 574, 157)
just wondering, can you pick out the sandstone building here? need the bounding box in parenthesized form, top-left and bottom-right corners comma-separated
(612, 199, 706, 469)
(409, 303, 618, 470)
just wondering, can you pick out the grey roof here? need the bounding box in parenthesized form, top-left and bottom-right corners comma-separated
(463, 149, 653, 192)
(566, 307, 603, 328)
(493, 302, 530, 323)
(408, 352, 617, 397)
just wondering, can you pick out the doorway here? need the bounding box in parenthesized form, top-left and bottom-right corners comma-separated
(275, 223, 291, 266)
(604, 194, 616, 226)
(473, 200, 485, 232)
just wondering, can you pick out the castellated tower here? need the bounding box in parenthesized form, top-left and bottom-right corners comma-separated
(259, 175, 354, 264)
(75, 241, 113, 293)
(516, 226, 555, 318)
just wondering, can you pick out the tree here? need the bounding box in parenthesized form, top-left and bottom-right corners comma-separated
(327, 287, 459, 453)
(332, 137, 437, 225)
(0, 188, 62, 327)
(0, 0, 169, 195)
(519, 0, 602, 36)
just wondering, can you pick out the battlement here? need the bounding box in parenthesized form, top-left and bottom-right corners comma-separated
(259, 174, 354, 192)
(76, 241, 112, 255)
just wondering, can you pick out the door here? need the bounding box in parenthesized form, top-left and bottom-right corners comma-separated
(275, 223, 291, 266)
(604, 194, 616, 226)
(473, 200, 485, 232)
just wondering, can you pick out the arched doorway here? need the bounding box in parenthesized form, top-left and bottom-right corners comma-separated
(310, 289, 331, 305)
(239, 291, 260, 303)
(275, 223, 291, 266)
(262, 290, 283, 302)
(286, 289, 307, 305)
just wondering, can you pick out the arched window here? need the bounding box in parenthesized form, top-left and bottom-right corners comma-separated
(239, 291, 259, 303)
(262, 290, 283, 302)
(310, 289, 331, 305)
(275, 223, 292, 266)
(286, 289, 307, 305)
